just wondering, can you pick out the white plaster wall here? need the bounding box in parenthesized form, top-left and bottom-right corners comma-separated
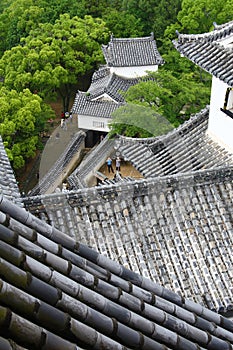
(110, 65, 158, 78)
(78, 114, 111, 132)
(218, 35, 233, 48)
(92, 93, 116, 102)
(207, 77, 233, 153)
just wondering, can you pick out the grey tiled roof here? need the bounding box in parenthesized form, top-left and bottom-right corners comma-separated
(72, 69, 149, 119)
(173, 21, 233, 86)
(72, 33, 162, 120)
(24, 164, 233, 315)
(116, 107, 233, 177)
(213, 20, 233, 31)
(87, 67, 142, 102)
(1, 193, 233, 350)
(0, 136, 22, 206)
(102, 33, 164, 67)
(72, 91, 122, 118)
(68, 137, 115, 189)
(30, 131, 86, 196)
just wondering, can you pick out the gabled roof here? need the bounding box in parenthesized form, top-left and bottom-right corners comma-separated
(173, 21, 233, 86)
(72, 91, 123, 118)
(102, 33, 164, 67)
(117, 106, 233, 177)
(1, 193, 233, 350)
(0, 136, 22, 206)
(87, 67, 142, 102)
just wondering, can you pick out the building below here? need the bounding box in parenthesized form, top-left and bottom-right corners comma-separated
(72, 33, 164, 133)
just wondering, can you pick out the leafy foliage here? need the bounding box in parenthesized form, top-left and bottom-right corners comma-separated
(102, 9, 144, 37)
(109, 103, 174, 138)
(165, 0, 233, 38)
(0, 87, 54, 168)
(109, 68, 211, 137)
(0, 14, 109, 111)
(0, 0, 45, 55)
(122, 0, 181, 41)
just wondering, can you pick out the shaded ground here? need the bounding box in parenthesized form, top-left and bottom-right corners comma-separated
(99, 159, 143, 180)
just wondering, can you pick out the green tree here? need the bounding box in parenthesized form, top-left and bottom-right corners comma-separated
(0, 0, 45, 55)
(37, 0, 87, 23)
(0, 14, 109, 111)
(122, 69, 211, 126)
(152, 0, 181, 42)
(121, 0, 181, 39)
(102, 9, 144, 37)
(109, 103, 174, 138)
(166, 0, 233, 38)
(0, 87, 54, 169)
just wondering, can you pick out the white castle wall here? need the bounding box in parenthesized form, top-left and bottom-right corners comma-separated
(78, 114, 110, 132)
(110, 65, 158, 78)
(207, 76, 233, 153)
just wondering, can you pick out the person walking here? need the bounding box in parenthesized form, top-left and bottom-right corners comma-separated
(106, 157, 114, 173)
(116, 157, 121, 171)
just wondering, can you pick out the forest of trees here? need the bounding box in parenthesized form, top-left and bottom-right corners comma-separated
(0, 0, 233, 168)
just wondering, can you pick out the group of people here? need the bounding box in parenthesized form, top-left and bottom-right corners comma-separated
(106, 156, 121, 173)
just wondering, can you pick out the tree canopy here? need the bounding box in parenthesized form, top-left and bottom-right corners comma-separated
(0, 14, 109, 111)
(102, 9, 143, 38)
(109, 103, 174, 138)
(109, 68, 211, 138)
(165, 0, 233, 39)
(0, 0, 45, 55)
(0, 87, 54, 168)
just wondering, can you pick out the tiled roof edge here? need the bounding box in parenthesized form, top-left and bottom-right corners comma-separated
(116, 105, 209, 145)
(25, 165, 233, 211)
(175, 21, 233, 43)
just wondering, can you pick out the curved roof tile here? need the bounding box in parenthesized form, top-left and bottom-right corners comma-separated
(174, 21, 233, 87)
(0, 136, 22, 206)
(1, 193, 233, 349)
(102, 33, 164, 67)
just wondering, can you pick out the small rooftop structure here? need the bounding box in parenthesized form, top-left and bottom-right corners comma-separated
(173, 22, 233, 87)
(102, 33, 164, 69)
(87, 67, 143, 103)
(72, 33, 163, 132)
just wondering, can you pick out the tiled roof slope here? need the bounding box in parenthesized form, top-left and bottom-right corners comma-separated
(29, 131, 86, 196)
(116, 107, 233, 177)
(72, 91, 122, 118)
(0, 136, 22, 206)
(102, 33, 164, 67)
(173, 21, 233, 87)
(68, 137, 115, 189)
(24, 165, 233, 314)
(1, 194, 233, 350)
(87, 67, 142, 102)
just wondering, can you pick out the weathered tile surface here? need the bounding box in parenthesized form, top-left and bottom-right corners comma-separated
(173, 21, 233, 86)
(24, 165, 233, 315)
(0, 136, 22, 206)
(102, 33, 164, 67)
(1, 194, 233, 349)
